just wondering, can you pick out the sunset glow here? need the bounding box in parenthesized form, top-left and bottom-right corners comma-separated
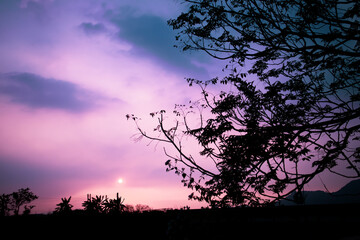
(0, 0, 212, 213)
(0, 0, 350, 214)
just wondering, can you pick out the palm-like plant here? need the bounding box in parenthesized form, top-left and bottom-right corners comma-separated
(82, 195, 104, 215)
(103, 193, 125, 215)
(55, 196, 73, 214)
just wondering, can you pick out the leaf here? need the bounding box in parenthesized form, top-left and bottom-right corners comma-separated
(188, 192, 194, 200)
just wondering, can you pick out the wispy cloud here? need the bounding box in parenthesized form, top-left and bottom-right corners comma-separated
(0, 72, 108, 112)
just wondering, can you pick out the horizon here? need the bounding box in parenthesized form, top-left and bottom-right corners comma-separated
(24, 178, 360, 214)
(5, 178, 360, 215)
(0, 0, 354, 214)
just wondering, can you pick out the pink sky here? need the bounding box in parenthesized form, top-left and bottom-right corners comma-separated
(0, 0, 216, 213)
(0, 0, 351, 213)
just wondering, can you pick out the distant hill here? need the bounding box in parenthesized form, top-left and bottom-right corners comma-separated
(280, 179, 360, 205)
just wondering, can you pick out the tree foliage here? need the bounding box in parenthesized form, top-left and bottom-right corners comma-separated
(54, 197, 73, 215)
(0, 194, 12, 216)
(129, 0, 360, 207)
(103, 195, 126, 215)
(82, 194, 126, 215)
(82, 195, 105, 215)
(11, 188, 38, 215)
(135, 204, 152, 213)
(0, 188, 38, 216)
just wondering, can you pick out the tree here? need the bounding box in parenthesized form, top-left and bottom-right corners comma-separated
(129, 0, 360, 207)
(0, 194, 11, 216)
(125, 204, 135, 212)
(54, 197, 73, 215)
(23, 205, 35, 216)
(103, 194, 126, 215)
(135, 204, 151, 213)
(81, 193, 126, 215)
(82, 195, 105, 215)
(10, 188, 38, 215)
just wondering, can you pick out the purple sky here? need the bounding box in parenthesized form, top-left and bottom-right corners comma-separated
(0, 0, 221, 212)
(0, 0, 350, 213)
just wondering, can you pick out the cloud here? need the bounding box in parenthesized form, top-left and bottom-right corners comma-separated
(0, 155, 116, 196)
(104, 10, 209, 78)
(0, 72, 103, 112)
(79, 22, 107, 36)
(20, 0, 54, 8)
(112, 14, 176, 57)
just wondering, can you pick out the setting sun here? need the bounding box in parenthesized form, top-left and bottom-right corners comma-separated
(117, 178, 124, 184)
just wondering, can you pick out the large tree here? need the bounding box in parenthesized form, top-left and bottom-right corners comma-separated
(129, 0, 360, 207)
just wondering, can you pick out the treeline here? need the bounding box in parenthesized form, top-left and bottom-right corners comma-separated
(56, 193, 152, 216)
(0, 188, 154, 216)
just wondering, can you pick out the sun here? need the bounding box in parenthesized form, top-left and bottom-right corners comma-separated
(117, 178, 124, 184)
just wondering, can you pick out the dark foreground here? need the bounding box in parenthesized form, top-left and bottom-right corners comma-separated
(1, 204, 359, 240)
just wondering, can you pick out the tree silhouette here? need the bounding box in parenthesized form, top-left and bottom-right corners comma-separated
(135, 204, 151, 213)
(23, 205, 35, 216)
(10, 188, 38, 215)
(82, 195, 105, 215)
(0, 194, 11, 216)
(81, 194, 127, 215)
(103, 193, 126, 215)
(129, 0, 360, 207)
(54, 197, 73, 215)
(125, 204, 135, 212)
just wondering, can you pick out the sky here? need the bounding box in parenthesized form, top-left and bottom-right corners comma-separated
(0, 0, 221, 213)
(0, 0, 351, 213)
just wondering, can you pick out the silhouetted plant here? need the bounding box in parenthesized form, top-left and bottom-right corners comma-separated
(0, 194, 11, 216)
(81, 193, 127, 215)
(23, 205, 35, 216)
(135, 204, 151, 213)
(82, 195, 105, 215)
(10, 188, 38, 215)
(125, 204, 135, 212)
(129, 0, 360, 207)
(54, 197, 73, 215)
(103, 193, 126, 215)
